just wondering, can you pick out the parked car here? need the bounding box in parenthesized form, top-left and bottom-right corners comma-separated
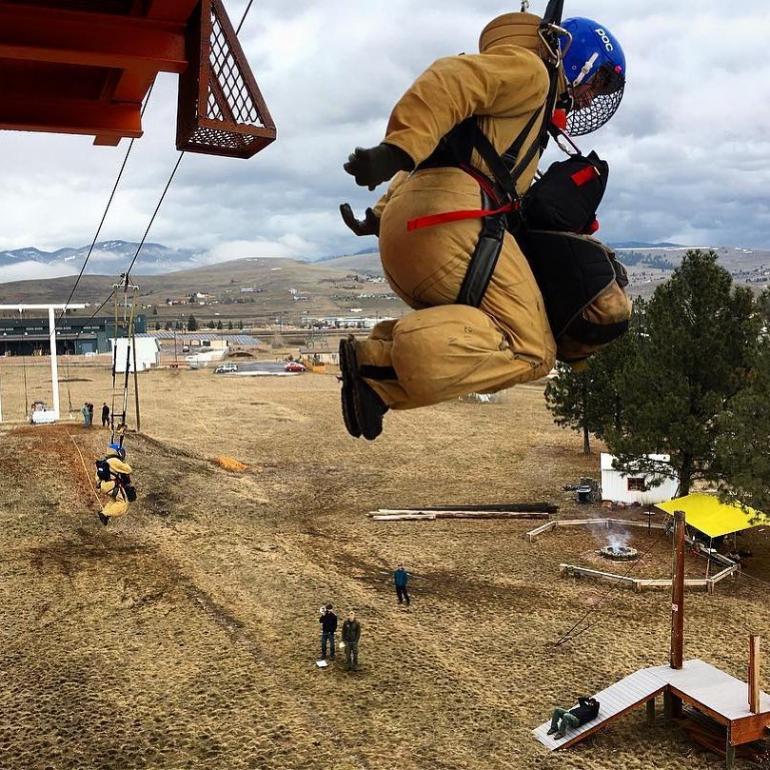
(214, 362, 238, 374)
(284, 361, 306, 373)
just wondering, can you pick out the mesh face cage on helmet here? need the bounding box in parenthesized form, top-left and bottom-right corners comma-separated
(567, 64, 625, 136)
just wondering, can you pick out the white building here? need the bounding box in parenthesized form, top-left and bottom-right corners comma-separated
(111, 337, 160, 372)
(600, 453, 679, 505)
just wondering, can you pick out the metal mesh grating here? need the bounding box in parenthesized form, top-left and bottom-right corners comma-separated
(208, 11, 262, 125)
(176, 0, 276, 158)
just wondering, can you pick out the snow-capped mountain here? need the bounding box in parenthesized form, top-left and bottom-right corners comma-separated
(0, 240, 205, 282)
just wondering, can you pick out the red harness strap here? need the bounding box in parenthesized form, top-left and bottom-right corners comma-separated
(406, 163, 515, 232)
(406, 202, 514, 232)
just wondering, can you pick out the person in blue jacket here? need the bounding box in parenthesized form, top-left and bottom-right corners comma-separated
(394, 564, 410, 606)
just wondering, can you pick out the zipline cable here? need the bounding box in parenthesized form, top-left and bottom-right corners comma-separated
(553, 526, 670, 646)
(56, 84, 155, 328)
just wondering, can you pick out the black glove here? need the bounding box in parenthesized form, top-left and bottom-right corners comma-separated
(340, 204, 380, 236)
(343, 143, 413, 190)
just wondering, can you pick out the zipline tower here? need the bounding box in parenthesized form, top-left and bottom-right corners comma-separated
(0, 303, 85, 422)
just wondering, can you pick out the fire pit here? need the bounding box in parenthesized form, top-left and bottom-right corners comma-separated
(599, 544, 639, 561)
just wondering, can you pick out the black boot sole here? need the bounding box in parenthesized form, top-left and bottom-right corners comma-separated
(339, 337, 386, 441)
(338, 340, 362, 438)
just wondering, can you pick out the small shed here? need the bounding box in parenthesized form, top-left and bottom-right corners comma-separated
(111, 337, 160, 373)
(600, 453, 678, 505)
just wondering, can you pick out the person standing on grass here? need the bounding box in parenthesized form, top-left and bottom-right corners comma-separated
(394, 563, 410, 606)
(102, 402, 110, 428)
(81, 402, 90, 427)
(319, 604, 337, 660)
(341, 610, 361, 671)
(87, 402, 94, 427)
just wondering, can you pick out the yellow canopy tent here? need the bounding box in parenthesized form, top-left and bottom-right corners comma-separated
(656, 493, 769, 538)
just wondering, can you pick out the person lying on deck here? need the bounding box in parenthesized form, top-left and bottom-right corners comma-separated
(546, 696, 600, 738)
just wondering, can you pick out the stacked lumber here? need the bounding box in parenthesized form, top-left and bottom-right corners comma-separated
(369, 503, 557, 522)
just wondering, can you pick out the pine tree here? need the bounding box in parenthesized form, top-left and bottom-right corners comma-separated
(207, 320, 215, 329)
(227, 320, 233, 330)
(715, 339, 770, 510)
(605, 250, 760, 495)
(216, 320, 223, 330)
(545, 303, 642, 453)
(188, 314, 198, 331)
(238, 320, 244, 330)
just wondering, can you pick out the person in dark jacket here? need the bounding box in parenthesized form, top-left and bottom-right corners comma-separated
(102, 402, 110, 428)
(341, 611, 361, 671)
(547, 696, 600, 738)
(394, 564, 410, 606)
(319, 604, 337, 660)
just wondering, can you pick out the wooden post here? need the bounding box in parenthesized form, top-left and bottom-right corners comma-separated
(749, 634, 761, 713)
(131, 330, 141, 432)
(725, 734, 736, 769)
(646, 697, 656, 724)
(670, 510, 685, 670)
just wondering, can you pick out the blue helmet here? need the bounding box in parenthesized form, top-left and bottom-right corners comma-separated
(561, 17, 626, 135)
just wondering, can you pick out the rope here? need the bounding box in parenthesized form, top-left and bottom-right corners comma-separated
(67, 433, 103, 512)
(553, 526, 670, 646)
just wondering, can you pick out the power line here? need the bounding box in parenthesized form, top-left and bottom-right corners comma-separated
(70, 0, 259, 333)
(56, 85, 155, 327)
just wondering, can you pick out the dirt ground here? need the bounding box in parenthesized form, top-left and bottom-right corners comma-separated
(1, 359, 769, 770)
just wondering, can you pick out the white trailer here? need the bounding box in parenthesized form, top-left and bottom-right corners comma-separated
(600, 453, 679, 505)
(111, 337, 160, 372)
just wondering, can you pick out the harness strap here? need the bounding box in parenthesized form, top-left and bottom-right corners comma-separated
(407, 201, 513, 232)
(456, 190, 507, 307)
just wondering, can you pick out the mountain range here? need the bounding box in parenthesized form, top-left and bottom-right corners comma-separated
(0, 239, 683, 282)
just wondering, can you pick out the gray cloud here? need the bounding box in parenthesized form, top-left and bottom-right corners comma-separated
(0, 0, 767, 279)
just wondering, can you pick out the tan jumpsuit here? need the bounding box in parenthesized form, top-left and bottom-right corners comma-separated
(354, 14, 558, 409)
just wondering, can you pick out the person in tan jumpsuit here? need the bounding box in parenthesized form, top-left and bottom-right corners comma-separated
(339, 12, 629, 439)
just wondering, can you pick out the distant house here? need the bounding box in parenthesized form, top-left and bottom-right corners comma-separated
(600, 453, 679, 505)
(300, 348, 339, 365)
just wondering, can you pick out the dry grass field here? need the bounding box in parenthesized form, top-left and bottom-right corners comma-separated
(0, 359, 769, 769)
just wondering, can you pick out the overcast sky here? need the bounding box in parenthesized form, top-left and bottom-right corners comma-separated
(1, 0, 768, 279)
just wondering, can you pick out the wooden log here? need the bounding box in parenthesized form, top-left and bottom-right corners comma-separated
(525, 521, 557, 541)
(371, 510, 549, 521)
(379, 502, 559, 513)
(635, 579, 709, 592)
(375, 509, 550, 518)
(371, 513, 437, 521)
(554, 518, 611, 527)
(559, 563, 637, 587)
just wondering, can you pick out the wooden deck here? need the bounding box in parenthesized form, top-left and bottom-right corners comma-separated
(533, 659, 770, 751)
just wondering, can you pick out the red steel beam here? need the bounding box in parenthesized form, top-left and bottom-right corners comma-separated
(0, 5, 187, 73)
(0, 96, 142, 140)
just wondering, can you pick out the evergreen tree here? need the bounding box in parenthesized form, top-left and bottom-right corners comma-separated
(605, 250, 760, 495)
(715, 339, 770, 511)
(757, 288, 770, 327)
(545, 302, 643, 453)
(164, 321, 172, 331)
(207, 320, 215, 329)
(227, 320, 234, 330)
(216, 320, 223, 330)
(188, 314, 198, 331)
(238, 320, 244, 330)
(154, 321, 161, 331)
